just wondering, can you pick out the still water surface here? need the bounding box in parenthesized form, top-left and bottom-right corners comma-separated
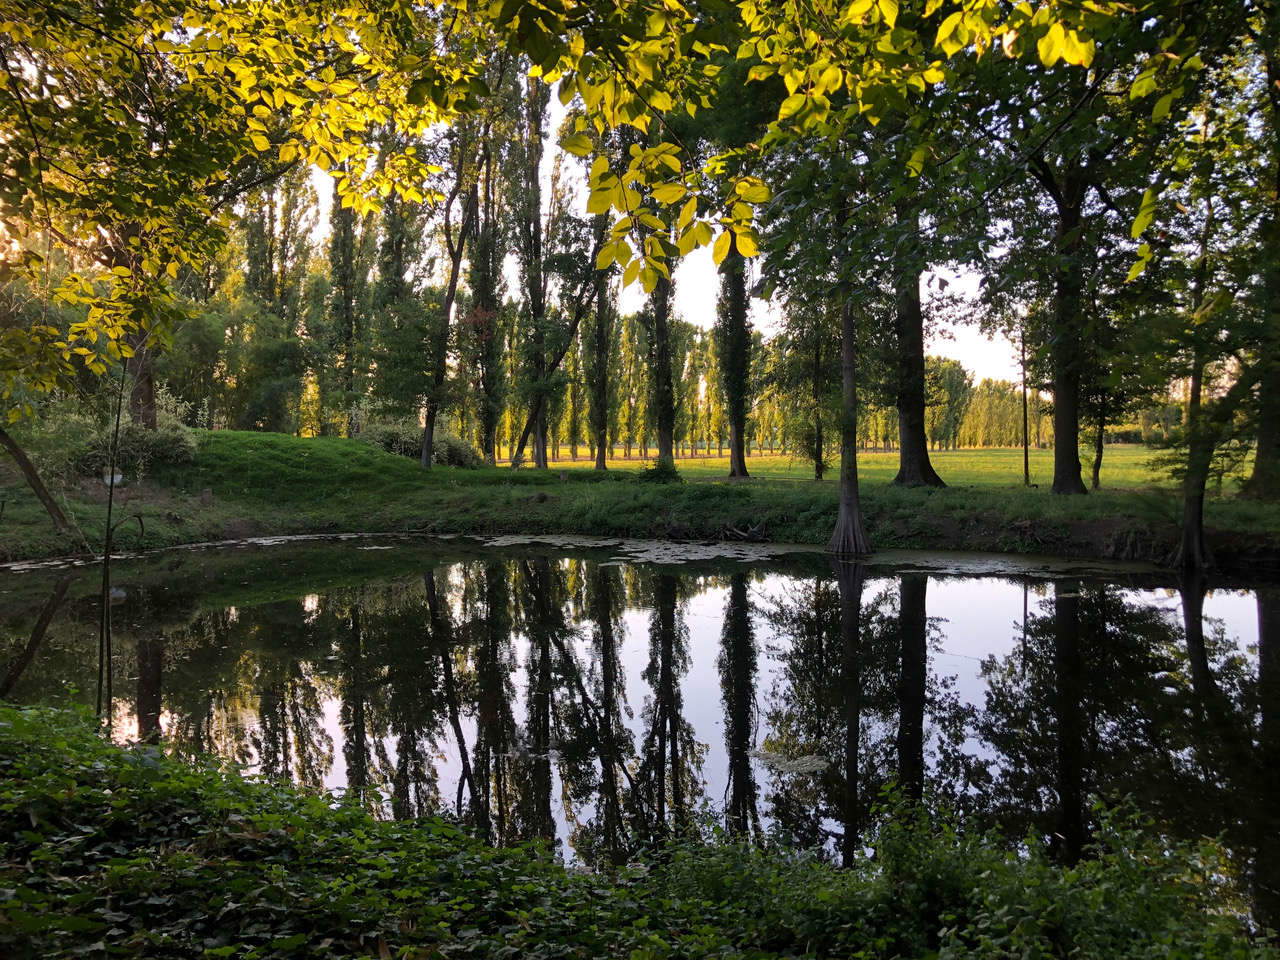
(2, 538, 1276, 925)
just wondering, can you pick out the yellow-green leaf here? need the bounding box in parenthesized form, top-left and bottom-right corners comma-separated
(562, 132, 593, 157)
(712, 230, 733, 266)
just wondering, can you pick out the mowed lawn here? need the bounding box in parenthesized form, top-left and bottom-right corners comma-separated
(548, 445, 1166, 489)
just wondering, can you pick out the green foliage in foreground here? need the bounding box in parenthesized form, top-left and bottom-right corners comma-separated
(0, 704, 1270, 960)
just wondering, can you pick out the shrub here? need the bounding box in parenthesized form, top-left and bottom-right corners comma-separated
(360, 421, 481, 468)
(74, 419, 198, 482)
(638, 458, 682, 483)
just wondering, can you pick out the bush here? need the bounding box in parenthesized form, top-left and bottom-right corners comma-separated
(74, 419, 198, 482)
(360, 421, 481, 468)
(638, 458, 682, 483)
(359, 420, 423, 459)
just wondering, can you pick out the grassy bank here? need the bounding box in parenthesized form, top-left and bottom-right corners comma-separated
(2, 430, 1278, 571)
(0, 703, 1269, 959)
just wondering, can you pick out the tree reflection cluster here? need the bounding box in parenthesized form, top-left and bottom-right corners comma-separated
(2, 553, 1276, 928)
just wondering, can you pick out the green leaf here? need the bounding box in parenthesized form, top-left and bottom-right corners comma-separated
(561, 132, 593, 157)
(778, 93, 806, 120)
(1131, 187, 1159, 239)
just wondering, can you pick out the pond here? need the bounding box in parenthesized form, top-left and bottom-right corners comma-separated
(2, 536, 1277, 928)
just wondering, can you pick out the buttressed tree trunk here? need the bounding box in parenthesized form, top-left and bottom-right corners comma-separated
(891, 210, 943, 487)
(829, 300, 871, 557)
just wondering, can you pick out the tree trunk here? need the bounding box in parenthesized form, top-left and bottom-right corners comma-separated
(891, 227, 943, 487)
(1090, 410, 1105, 491)
(829, 300, 871, 556)
(589, 235, 612, 471)
(719, 246, 751, 478)
(420, 411, 436, 468)
(1050, 185, 1088, 494)
(1244, 41, 1280, 501)
(0, 424, 72, 534)
(651, 274, 677, 469)
(1021, 331, 1031, 486)
(128, 335, 158, 430)
(1180, 344, 1213, 571)
(814, 335, 825, 480)
(421, 188, 475, 470)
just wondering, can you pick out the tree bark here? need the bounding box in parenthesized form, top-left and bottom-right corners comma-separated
(718, 246, 751, 478)
(1050, 186, 1089, 495)
(1244, 40, 1280, 501)
(1090, 408, 1105, 491)
(0, 424, 72, 534)
(651, 273, 677, 469)
(813, 335, 825, 480)
(588, 217, 613, 471)
(128, 336, 157, 430)
(891, 223, 943, 487)
(420, 182, 475, 469)
(1021, 331, 1031, 485)
(828, 300, 871, 556)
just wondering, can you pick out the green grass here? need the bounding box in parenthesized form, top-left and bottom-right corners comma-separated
(552, 445, 1162, 488)
(1, 703, 1269, 960)
(2, 429, 1278, 570)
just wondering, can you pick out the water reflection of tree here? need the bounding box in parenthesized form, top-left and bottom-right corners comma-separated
(764, 570, 971, 861)
(462, 561, 518, 844)
(559, 561, 637, 865)
(976, 581, 1226, 864)
(633, 572, 703, 841)
(720, 573, 761, 841)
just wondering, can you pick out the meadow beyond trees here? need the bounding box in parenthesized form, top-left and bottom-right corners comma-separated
(1, 0, 1278, 573)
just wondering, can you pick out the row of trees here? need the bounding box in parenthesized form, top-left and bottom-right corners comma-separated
(2, 0, 1277, 570)
(160, 180, 1078, 467)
